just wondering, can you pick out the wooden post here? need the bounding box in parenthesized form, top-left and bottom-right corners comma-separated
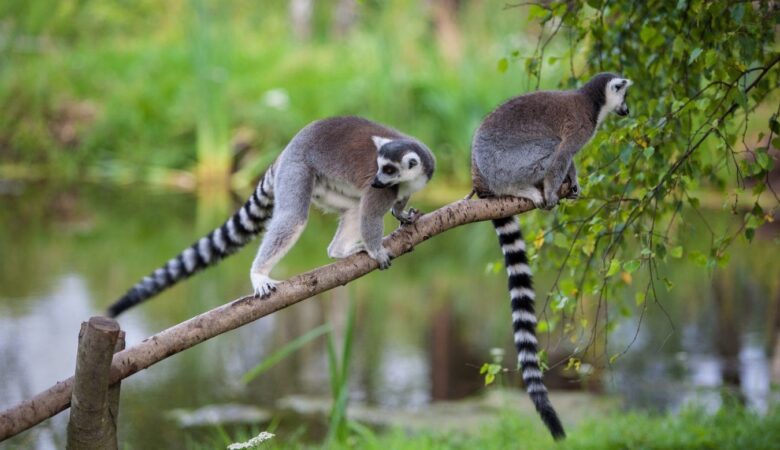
(67, 317, 120, 450)
(106, 330, 125, 446)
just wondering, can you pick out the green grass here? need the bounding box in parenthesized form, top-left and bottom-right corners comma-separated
(192, 406, 780, 450)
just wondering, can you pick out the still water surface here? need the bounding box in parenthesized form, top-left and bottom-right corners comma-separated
(0, 183, 776, 448)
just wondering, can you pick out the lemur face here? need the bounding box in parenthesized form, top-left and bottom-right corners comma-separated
(371, 136, 424, 189)
(605, 77, 633, 116)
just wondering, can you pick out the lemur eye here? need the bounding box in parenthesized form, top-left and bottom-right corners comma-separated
(408, 159, 418, 168)
(382, 165, 397, 175)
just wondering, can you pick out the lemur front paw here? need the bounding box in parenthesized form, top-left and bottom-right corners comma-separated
(251, 272, 278, 299)
(394, 208, 421, 225)
(367, 247, 392, 270)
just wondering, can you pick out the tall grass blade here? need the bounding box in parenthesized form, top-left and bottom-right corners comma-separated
(241, 323, 332, 384)
(326, 296, 358, 445)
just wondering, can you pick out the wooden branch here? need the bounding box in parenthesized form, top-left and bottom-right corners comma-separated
(67, 317, 120, 450)
(0, 188, 569, 441)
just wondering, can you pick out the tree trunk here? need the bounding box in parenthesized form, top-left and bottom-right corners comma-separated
(431, 0, 462, 65)
(332, 0, 358, 38)
(290, 0, 313, 41)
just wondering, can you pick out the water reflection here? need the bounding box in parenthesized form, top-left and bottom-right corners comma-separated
(0, 184, 777, 448)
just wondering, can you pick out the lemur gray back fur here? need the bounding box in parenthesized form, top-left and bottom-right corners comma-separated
(472, 72, 632, 208)
(107, 116, 434, 317)
(470, 73, 633, 440)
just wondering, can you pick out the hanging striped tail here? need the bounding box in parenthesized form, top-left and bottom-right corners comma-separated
(106, 167, 276, 317)
(492, 216, 565, 440)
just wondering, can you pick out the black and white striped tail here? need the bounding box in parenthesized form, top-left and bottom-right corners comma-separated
(493, 216, 566, 440)
(106, 168, 276, 317)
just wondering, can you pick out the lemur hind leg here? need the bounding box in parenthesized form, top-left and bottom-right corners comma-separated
(250, 162, 313, 298)
(327, 208, 364, 258)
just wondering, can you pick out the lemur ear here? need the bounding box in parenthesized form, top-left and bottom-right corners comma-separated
(372, 136, 393, 151)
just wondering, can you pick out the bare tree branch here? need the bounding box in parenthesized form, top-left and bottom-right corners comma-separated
(0, 189, 572, 442)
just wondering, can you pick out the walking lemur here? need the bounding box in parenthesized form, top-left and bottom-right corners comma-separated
(107, 116, 435, 317)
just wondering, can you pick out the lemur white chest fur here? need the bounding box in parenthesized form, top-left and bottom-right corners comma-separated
(106, 116, 435, 318)
(312, 172, 428, 214)
(311, 175, 363, 213)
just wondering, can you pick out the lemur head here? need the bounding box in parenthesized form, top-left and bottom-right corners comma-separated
(370, 136, 434, 189)
(581, 72, 633, 125)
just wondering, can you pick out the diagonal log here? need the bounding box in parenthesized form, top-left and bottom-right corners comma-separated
(0, 189, 569, 442)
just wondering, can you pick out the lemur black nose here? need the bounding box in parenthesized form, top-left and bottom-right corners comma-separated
(371, 178, 387, 188)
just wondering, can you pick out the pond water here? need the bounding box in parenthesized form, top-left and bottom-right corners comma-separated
(0, 183, 777, 449)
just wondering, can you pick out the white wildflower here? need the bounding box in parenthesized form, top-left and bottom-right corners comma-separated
(227, 431, 275, 449)
(261, 88, 290, 110)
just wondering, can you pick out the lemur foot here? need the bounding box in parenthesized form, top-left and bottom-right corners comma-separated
(541, 194, 559, 210)
(565, 184, 581, 200)
(367, 247, 392, 270)
(394, 208, 421, 225)
(251, 272, 278, 299)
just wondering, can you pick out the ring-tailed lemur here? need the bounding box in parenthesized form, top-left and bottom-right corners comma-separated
(471, 73, 633, 439)
(107, 116, 435, 317)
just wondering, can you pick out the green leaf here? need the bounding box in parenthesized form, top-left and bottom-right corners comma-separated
(745, 227, 755, 241)
(527, 5, 547, 20)
(623, 259, 641, 273)
(640, 26, 657, 44)
(689, 250, 708, 267)
(635, 292, 646, 306)
(705, 49, 717, 67)
(756, 151, 772, 171)
(497, 57, 509, 73)
(730, 4, 745, 22)
(672, 36, 685, 57)
(670, 246, 683, 258)
(655, 243, 667, 259)
(688, 47, 703, 64)
(606, 259, 621, 277)
(770, 117, 780, 134)
(643, 146, 655, 159)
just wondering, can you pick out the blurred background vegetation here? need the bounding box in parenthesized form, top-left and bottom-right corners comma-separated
(1, 0, 779, 449)
(0, 0, 545, 191)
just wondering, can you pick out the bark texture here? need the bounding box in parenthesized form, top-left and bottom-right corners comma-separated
(0, 190, 569, 441)
(66, 317, 120, 450)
